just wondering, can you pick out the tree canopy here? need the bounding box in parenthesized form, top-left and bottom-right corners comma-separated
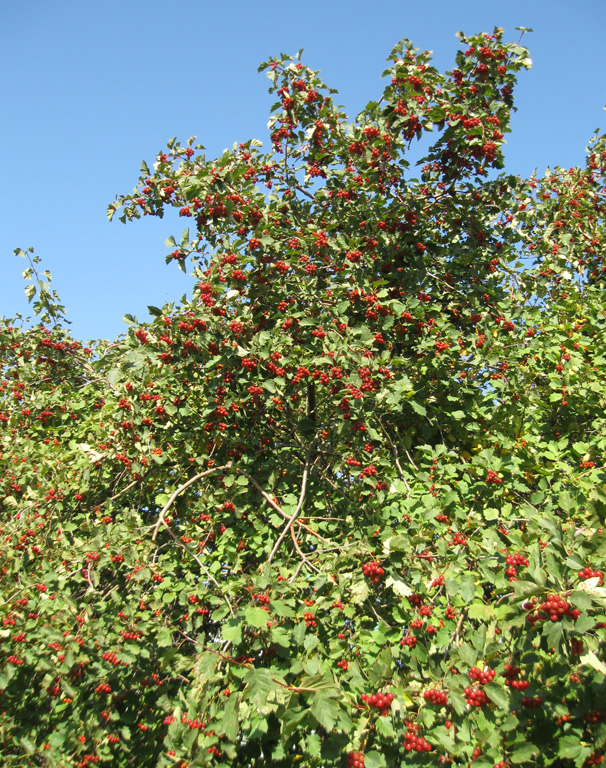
(1, 27, 606, 768)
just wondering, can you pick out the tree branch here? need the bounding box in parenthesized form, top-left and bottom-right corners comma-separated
(266, 452, 312, 567)
(150, 462, 232, 541)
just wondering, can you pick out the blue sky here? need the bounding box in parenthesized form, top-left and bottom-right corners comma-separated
(2, 0, 605, 342)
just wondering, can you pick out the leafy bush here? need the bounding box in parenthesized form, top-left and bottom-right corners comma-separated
(1, 27, 606, 768)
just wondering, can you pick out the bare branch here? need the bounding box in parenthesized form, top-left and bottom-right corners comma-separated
(150, 462, 232, 541)
(404, 449, 419, 472)
(161, 522, 235, 618)
(267, 452, 312, 567)
(234, 467, 331, 545)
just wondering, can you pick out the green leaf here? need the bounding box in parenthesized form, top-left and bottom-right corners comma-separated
(468, 603, 494, 621)
(18, 736, 36, 755)
(222, 621, 242, 644)
(431, 726, 456, 751)
(310, 693, 339, 731)
(244, 606, 271, 628)
(218, 694, 239, 741)
(282, 707, 309, 739)
(386, 576, 412, 597)
(293, 621, 306, 646)
(350, 580, 369, 605)
(410, 401, 427, 416)
(268, 626, 289, 648)
(364, 750, 387, 768)
(511, 743, 539, 763)
(271, 599, 296, 618)
(484, 682, 509, 709)
(243, 668, 283, 715)
(154, 493, 170, 508)
(459, 579, 477, 602)
(304, 632, 318, 652)
(375, 715, 395, 739)
(580, 649, 606, 675)
(557, 735, 582, 760)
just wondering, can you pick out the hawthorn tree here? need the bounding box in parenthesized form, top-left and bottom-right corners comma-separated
(1, 27, 606, 768)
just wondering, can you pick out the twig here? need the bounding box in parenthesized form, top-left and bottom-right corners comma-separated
(234, 468, 284, 516)
(150, 462, 232, 541)
(308, 540, 358, 555)
(161, 523, 235, 618)
(109, 478, 138, 502)
(376, 416, 411, 496)
(289, 527, 320, 573)
(176, 628, 202, 647)
(84, 565, 95, 593)
(366, 597, 391, 628)
(443, 609, 467, 661)
(426, 271, 467, 298)
(267, 453, 312, 567)
(404, 449, 419, 472)
(235, 467, 331, 545)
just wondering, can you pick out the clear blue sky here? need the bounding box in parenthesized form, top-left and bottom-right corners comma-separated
(2, 0, 605, 342)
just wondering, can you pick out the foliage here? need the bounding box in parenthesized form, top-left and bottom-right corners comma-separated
(1, 27, 606, 768)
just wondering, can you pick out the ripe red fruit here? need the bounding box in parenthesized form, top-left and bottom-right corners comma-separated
(346, 752, 365, 768)
(361, 691, 394, 716)
(362, 560, 384, 584)
(423, 688, 448, 706)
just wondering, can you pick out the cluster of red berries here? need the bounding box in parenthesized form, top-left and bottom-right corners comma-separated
(253, 593, 270, 606)
(521, 696, 544, 709)
(74, 754, 99, 767)
(304, 612, 316, 628)
(121, 630, 142, 641)
(464, 686, 489, 708)
(228, 321, 244, 335)
(505, 552, 529, 580)
(485, 470, 502, 484)
(570, 638, 584, 656)
(181, 717, 205, 730)
(101, 651, 127, 666)
(337, 659, 349, 671)
(506, 552, 529, 567)
(423, 688, 448, 706)
(469, 666, 495, 685)
(403, 731, 432, 752)
(361, 691, 394, 716)
(7, 655, 23, 666)
(579, 567, 604, 586)
(524, 594, 580, 624)
(450, 532, 468, 547)
(362, 561, 384, 584)
(502, 665, 529, 690)
(96, 683, 112, 694)
(346, 752, 364, 768)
